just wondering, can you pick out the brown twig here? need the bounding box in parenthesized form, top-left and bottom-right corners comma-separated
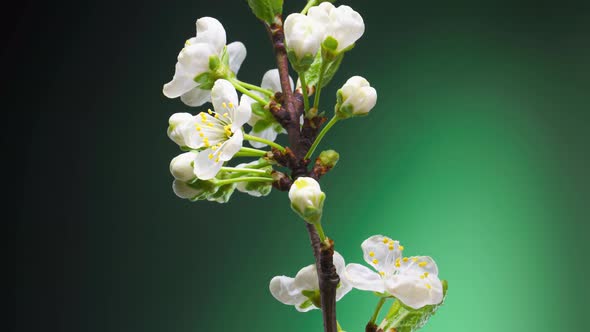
(264, 15, 339, 332)
(306, 224, 339, 332)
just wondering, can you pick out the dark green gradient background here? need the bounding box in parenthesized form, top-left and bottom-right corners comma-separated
(8, 1, 589, 331)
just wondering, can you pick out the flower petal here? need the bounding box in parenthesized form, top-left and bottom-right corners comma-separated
(361, 235, 404, 276)
(248, 127, 278, 148)
(180, 86, 211, 107)
(344, 263, 386, 293)
(194, 17, 226, 54)
(193, 147, 224, 180)
(385, 256, 443, 309)
(261, 69, 294, 92)
(163, 43, 215, 98)
(384, 275, 443, 309)
(332, 252, 353, 301)
(211, 79, 239, 118)
(231, 94, 253, 131)
(293, 264, 319, 292)
(227, 41, 247, 74)
(218, 130, 243, 161)
(269, 276, 306, 306)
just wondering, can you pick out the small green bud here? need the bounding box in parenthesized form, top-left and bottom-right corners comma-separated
(318, 150, 339, 168)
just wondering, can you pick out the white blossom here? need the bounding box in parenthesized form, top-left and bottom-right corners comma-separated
(345, 235, 444, 309)
(179, 79, 251, 180)
(308, 3, 365, 53)
(337, 76, 377, 117)
(269, 252, 351, 312)
(163, 17, 247, 107)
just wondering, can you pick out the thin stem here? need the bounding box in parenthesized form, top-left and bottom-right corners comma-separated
(228, 78, 269, 105)
(305, 115, 339, 159)
(220, 167, 270, 175)
(239, 147, 268, 157)
(369, 298, 387, 324)
(234, 79, 274, 97)
(301, 0, 318, 14)
(314, 222, 327, 242)
(336, 321, 345, 332)
(214, 176, 273, 186)
(243, 133, 286, 152)
(313, 59, 329, 110)
(299, 73, 311, 115)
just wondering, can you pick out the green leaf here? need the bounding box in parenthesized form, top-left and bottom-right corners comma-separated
(302, 51, 344, 90)
(387, 280, 449, 332)
(247, 0, 283, 24)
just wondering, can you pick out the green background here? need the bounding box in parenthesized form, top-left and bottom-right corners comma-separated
(10, 0, 589, 331)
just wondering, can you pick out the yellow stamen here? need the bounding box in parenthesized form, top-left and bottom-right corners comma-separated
(196, 126, 202, 131)
(403, 257, 409, 262)
(388, 244, 394, 250)
(395, 258, 401, 268)
(372, 259, 379, 264)
(207, 109, 213, 115)
(222, 102, 227, 108)
(379, 271, 385, 276)
(412, 258, 418, 262)
(426, 284, 432, 290)
(382, 238, 389, 244)
(223, 113, 229, 117)
(199, 133, 204, 137)
(369, 251, 375, 257)
(424, 272, 429, 277)
(419, 262, 427, 267)
(208, 153, 213, 159)
(228, 102, 234, 108)
(399, 245, 404, 251)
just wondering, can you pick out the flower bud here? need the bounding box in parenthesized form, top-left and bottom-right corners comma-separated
(288, 177, 325, 224)
(169, 152, 197, 181)
(318, 150, 339, 168)
(336, 76, 377, 119)
(167, 112, 193, 147)
(172, 180, 205, 200)
(308, 3, 364, 53)
(284, 13, 325, 71)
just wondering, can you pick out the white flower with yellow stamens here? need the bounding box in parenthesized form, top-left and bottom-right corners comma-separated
(163, 17, 247, 107)
(182, 79, 252, 180)
(345, 235, 444, 309)
(269, 251, 351, 312)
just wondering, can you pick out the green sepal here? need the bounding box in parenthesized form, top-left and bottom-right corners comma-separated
(193, 71, 216, 90)
(247, 0, 283, 24)
(208, 55, 221, 71)
(220, 45, 230, 68)
(288, 49, 316, 72)
(301, 289, 322, 308)
(387, 280, 449, 332)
